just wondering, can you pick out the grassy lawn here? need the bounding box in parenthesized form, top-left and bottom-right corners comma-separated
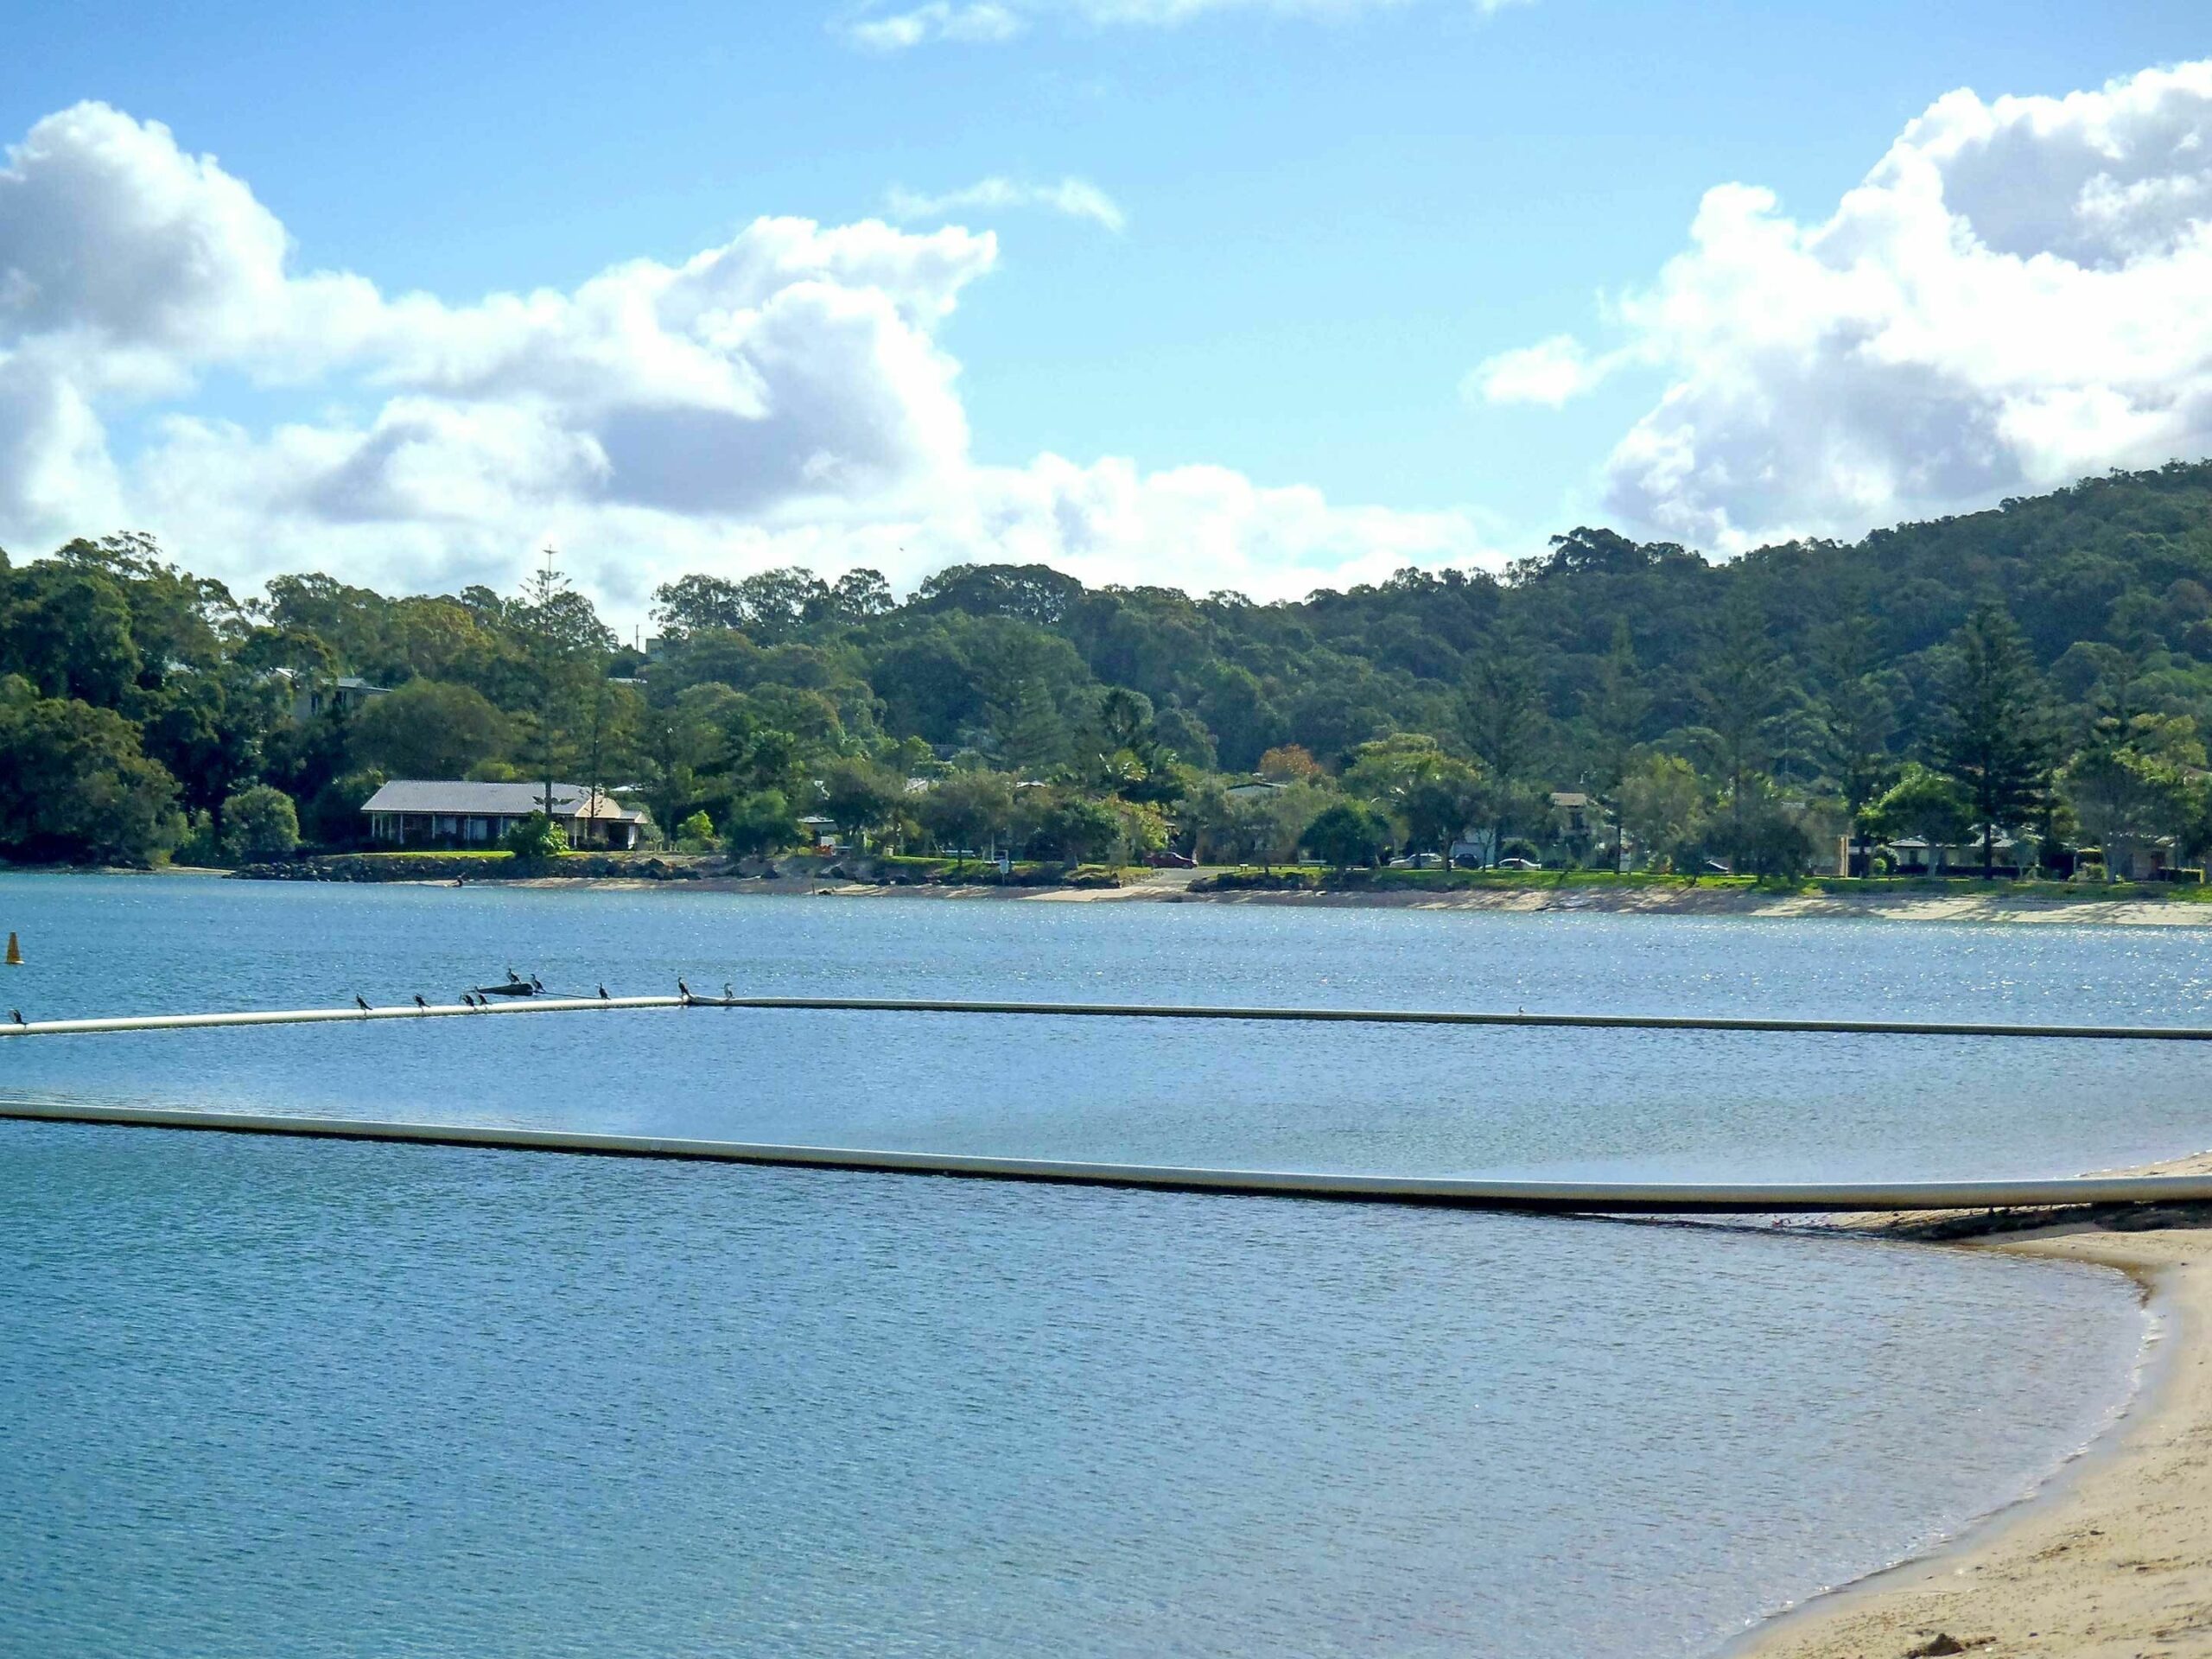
(337, 849, 518, 861)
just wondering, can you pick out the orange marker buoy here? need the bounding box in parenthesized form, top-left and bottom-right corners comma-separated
(3, 932, 19, 966)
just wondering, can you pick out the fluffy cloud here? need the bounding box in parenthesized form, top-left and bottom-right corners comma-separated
(838, 0, 1522, 51)
(1465, 334, 1608, 408)
(886, 176, 1127, 232)
(840, 2, 1025, 51)
(0, 101, 1486, 611)
(1477, 60, 2212, 551)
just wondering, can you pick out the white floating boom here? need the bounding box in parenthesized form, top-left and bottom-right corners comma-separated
(3, 1097, 2211, 1214)
(7, 994, 2212, 1042)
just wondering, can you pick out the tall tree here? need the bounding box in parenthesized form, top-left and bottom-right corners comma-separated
(1582, 620, 1649, 873)
(513, 548, 613, 813)
(1692, 598, 1783, 866)
(1462, 647, 1544, 867)
(1931, 603, 2052, 878)
(916, 770, 1017, 865)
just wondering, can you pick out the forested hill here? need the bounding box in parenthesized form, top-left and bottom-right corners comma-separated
(4, 458, 2211, 868)
(641, 458, 2212, 775)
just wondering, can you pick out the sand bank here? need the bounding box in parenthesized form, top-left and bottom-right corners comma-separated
(1741, 1212, 2212, 1658)
(513, 871, 2212, 925)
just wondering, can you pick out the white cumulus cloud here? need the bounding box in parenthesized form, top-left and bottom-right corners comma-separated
(1466, 334, 1611, 408)
(0, 101, 1491, 613)
(1476, 59, 2212, 551)
(886, 176, 1127, 232)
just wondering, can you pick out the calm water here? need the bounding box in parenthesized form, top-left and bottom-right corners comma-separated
(0, 875, 2183, 1656)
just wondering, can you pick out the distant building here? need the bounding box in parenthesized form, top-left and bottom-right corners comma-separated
(270, 670, 389, 724)
(1878, 828, 2035, 877)
(360, 780, 652, 849)
(1549, 791, 1598, 838)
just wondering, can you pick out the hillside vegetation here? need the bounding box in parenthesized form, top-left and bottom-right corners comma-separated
(5, 460, 2212, 875)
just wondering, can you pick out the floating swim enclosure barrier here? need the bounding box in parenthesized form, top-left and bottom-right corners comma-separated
(9, 992, 2212, 1214)
(10, 992, 2212, 1043)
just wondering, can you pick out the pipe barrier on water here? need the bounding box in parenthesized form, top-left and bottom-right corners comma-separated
(3, 1097, 2210, 1214)
(8, 993, 2212, 1042)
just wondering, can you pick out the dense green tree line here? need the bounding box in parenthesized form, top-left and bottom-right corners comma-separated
(7, 460, 2212, 874)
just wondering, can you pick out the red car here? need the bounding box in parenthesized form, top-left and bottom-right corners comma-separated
(1146, 850, 1198, 868)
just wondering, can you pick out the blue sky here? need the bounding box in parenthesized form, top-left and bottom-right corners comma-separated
(3, 2, 2210, 613)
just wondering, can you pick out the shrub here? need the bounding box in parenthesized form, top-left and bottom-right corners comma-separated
(1303, 801, 1394, 868)
(173, 810, 222, 868)
(722, 790, 801, 858)
(220, 785, 300, 861)
(503, 812, 568, 861)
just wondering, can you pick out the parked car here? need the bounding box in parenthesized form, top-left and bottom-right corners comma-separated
(1495, 856, 1543, 872)
(1146, 849, 1198, 868)
(1387, 853, 1440, 868)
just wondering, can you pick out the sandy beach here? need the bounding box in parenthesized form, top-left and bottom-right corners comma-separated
(1742, 1208, 2212, 1658)
(503, 868, 2212, 927)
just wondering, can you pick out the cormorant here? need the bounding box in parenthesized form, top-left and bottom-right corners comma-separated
(598, 985, 610, 1000)
(355, 995, 372, 1012)
(723, 982, 734, 1001)
(531, 975, 544, 992)
(9, 1009, 22, 1026)
(413, 995, 429, 1010)
(678, 978, 693, 1000)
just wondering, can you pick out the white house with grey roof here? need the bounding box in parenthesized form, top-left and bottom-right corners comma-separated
(360, 781, 652, 849)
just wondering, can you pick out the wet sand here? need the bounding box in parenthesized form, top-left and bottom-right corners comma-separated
(1743, 1207, 2212, 1657)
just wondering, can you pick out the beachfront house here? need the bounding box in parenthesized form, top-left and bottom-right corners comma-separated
(1878, 828, 2035, 877)
(360, 780, 653, 850)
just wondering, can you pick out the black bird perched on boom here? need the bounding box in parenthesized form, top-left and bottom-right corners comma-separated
(9, 1009, 22, 1026)
(678, 978, 693, 1000)
(598, 985, 610, 1000)
(355, 995, 372, 1012)
(413, 995, 429, 1010)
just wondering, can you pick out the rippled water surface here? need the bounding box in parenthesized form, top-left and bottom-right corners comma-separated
(0, 876, 2183, 1656)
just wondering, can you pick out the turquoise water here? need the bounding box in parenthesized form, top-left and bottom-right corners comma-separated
(0, 875, 2179, 1656)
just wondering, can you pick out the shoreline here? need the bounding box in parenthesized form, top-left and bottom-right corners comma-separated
(14, 864, 2212, 925)
(521, 874, 2212, 927)
(1737, 1211, 2212, 1657)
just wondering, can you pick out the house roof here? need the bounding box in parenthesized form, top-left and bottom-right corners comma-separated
(265, 668, 388, 693)
(360, 780, 650, 822)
